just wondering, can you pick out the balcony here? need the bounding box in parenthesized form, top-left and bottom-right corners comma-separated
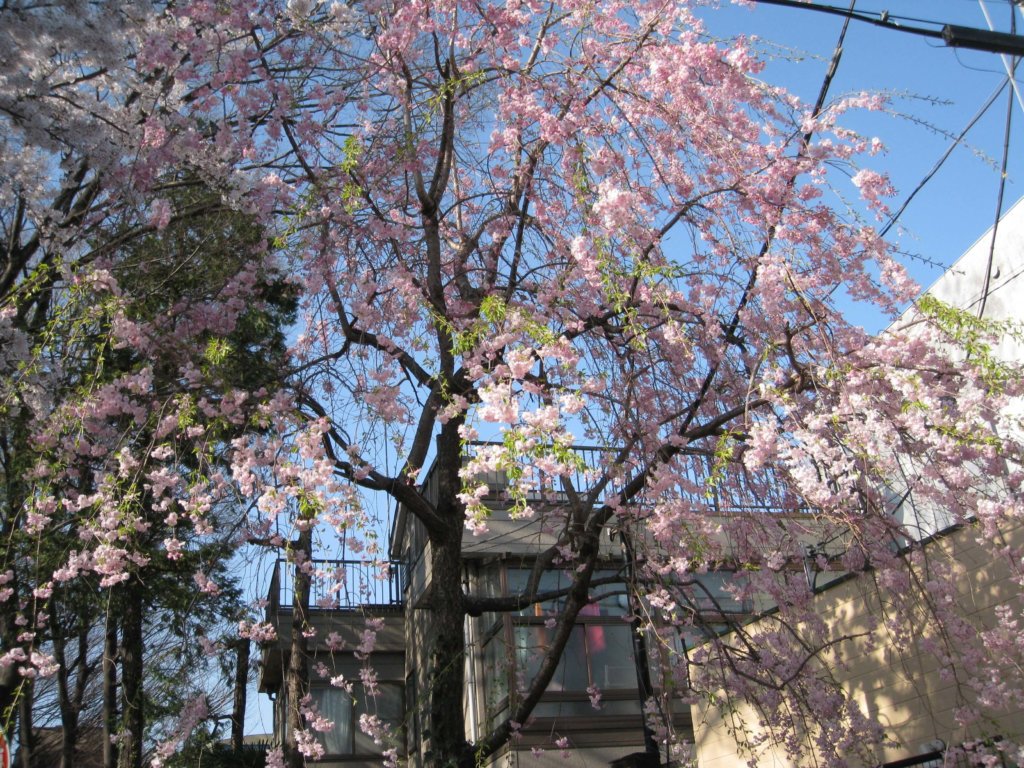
(259, 559, 406, 693)
(418, 441, 804, 515)
(266, 558, 405, 615)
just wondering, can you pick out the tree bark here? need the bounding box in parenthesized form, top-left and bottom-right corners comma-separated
(426, 523, 471, 768)
(231, 638, 250, 752)
(0, 414, 29, 728)
(284, 530, 312, 768)
(424, 417, 475, 768)
(16, 678, 32, 768)
(0, 607, 20, 743)
(52, 616, 86, 768)
(103, 616, 118, 768)
(118, 588, 144, 768)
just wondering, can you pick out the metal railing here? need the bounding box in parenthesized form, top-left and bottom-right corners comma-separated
(269, 559, 405, 612)
(419, 441, 805, 514)
(421, 443, 630, 507)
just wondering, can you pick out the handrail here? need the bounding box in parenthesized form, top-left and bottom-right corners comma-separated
(271, 559, 405, 611)
(419, 441, 804, 513)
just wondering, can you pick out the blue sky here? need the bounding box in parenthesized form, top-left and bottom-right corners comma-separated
(699, 0, 1024, 317)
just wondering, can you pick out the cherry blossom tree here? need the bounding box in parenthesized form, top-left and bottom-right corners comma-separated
(3, 1, 1022, 768)
(0, 164, 295, 765)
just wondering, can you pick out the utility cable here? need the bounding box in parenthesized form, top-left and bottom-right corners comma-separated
(752, 0, 949, 30)
(880, 72, 1015, 238)
(753, 0, 1024, 55)
(751, 0, 949, 36)
(977, 6, 1017, 319)
(978, 0, 1024, 111)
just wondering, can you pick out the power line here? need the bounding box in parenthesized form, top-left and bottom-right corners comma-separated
(753, 0, 1024, 55)
(880, 69, 1016, 239)
(977, 2, 1017, 319)
(976, 0, 1024, 110)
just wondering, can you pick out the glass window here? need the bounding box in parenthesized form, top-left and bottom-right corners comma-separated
(505, 568, 628, 616)
(668, 572, 751, 614)
(311, 687, 354, 755)
(507, 569, 567, 615)
(587, 624, 635, 689)
(483, 634, 510, 715)
(513, 623, 636, 692)
(309, 683, 403, 757)
(489, 563, 656, 721)
(354, 683, 403, 754)
(533, 698, 643, 718)
(516, 625, 586, 690)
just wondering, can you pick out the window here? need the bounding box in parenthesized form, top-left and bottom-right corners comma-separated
(506, 567, 629, 617)
(514, 623, 637, 691)
(478, 563, 698, 741)
(478, 567, 640, 720)
(310, 687, 353, 755)
(309, 682, 403, 757)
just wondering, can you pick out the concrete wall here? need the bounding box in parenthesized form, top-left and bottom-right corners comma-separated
(693, 520, 1024, 767)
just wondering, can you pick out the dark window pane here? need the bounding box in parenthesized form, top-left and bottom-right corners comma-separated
(507, 569, 567, 615)
(483, 634, 510, 716)
(515, 625, 588, 691)
(311, 687, 354, 755)
(689, 572, 750, 613)
(507, 567, 628, 617)
(354, 683, 403, 755)
(532, 699, 599, 718)
(599, 699, 644, 716)
(589, 570, 629, 616)
(587, 624, 635, 689)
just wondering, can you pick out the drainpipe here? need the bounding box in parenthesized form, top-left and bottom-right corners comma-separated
(464, 564, 481, 744)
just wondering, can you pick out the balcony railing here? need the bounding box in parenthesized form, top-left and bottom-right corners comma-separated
(268, 559, 405, 613)
(420, 443, 629, 507)
(419, 441, 805, 514)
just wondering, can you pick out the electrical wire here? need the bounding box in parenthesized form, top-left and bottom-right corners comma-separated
(880, 71, 1015, 239)
(751, 0, 951, 37)
(977, 5, 1018, 319)
(978, 0, 1024, 110)
(753, 0, 1024, 55)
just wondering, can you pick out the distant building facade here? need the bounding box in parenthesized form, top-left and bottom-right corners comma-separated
(693, 198, 1024, 767)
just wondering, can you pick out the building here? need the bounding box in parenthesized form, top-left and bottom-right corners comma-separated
(692, 197, 1024, 767)
(258, 557, 406, 766)
(257, 452, 835, 767)
(259, 201, 1024, 768)
(259, 448, 705, 767)
(693, 521, 1024, 768)
(389, 452, 699, 768)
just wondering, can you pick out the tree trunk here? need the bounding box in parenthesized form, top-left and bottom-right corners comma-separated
(52, 615, 84, 768)
(70, 627, 91, 768)
(231, 638, 250, 752)
(284, 530, 312, 768)
(426, 523, 471, 768)
(0, 414, 28, 728)
(0, 607, 20, 745)
(426, 418, 473, 768)
(118, 588, 144, 768)
(103, 616, 118, 768)
(16, 677, 32, 768)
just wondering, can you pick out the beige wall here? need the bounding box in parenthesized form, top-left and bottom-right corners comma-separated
(693, 521, 1023, 767)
